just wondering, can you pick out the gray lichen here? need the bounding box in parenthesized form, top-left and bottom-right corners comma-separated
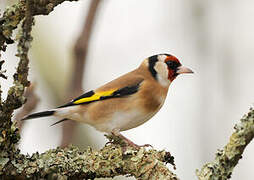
(0, 140, 178, 179)
(196, 108, 254, 179)
(0, 0, 79, 153)
(0, 0, 78, 52)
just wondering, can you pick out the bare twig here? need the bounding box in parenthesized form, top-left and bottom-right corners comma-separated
(72, 0, 101, 92)
(196, 108, 254, 179)
(60, 0, 101, 147)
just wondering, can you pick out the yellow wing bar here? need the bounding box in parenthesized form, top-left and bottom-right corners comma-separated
(73, 89, 117, 105)
(58, 80, 143, 108)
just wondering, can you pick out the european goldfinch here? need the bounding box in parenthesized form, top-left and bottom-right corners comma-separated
(22, 54, 193, 148)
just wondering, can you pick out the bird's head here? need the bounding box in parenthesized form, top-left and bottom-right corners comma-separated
(147, 54, 193, 86)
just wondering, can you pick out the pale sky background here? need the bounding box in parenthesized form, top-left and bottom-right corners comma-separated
(1, 0, 254, 179)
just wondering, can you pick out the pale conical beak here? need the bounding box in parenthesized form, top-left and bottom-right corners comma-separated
(176, 66, 194, 74)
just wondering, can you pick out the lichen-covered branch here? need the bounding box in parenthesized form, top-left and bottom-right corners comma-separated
(0, 60, 7, 80)
(0, 0, 78, 52)
(196, 108, 254, 179)
(0, 0, 34, 158)
(0, 138, 178, 180)
(0, 60, 7, 105)
(0, 0, 78, 174)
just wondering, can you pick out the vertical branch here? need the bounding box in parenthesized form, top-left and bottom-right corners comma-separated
(0, 0, 34, 154)
(3, 1, 33, 112)
(60, 0, 101, 147)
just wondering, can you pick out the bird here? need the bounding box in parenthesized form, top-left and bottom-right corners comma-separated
(22, 53, 193, 148)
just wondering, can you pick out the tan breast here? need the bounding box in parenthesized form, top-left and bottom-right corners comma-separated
(84, 63, 169, 132)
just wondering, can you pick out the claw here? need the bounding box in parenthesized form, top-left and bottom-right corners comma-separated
(110, 129, 153, 149)
(140, 144, 153, 148)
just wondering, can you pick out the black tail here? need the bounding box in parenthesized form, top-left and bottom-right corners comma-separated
(22, 110, 55, 120)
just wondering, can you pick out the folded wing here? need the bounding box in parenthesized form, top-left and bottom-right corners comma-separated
(58, 80, 143, 108)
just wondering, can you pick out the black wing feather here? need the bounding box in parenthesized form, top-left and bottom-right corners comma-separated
(58, 81, 143, 108)
(58, 90, 95, 108)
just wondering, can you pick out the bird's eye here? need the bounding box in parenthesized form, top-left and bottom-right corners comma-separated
(166, 61, 178, 70)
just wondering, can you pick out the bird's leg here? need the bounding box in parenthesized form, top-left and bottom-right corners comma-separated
(111, 129, 152, 149)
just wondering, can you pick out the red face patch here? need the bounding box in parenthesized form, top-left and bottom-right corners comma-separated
(168, 69, 176, 81)
(164, 55, 181, 81)
(165, 55, 181, 64)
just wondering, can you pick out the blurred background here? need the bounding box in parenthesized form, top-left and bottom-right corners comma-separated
(1, 0, 254, 179)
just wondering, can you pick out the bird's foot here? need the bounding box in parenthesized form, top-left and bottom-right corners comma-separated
(139, 144, 153, 148)
(106, 129, 153, 150)
(123, 140, 153, 149)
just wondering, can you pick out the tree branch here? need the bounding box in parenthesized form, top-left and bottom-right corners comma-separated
(196, 108, 254, 179)
(0, 0, 77, 176)
(0, 0, 78, 52)
(0, 0, 34, 157)
(0, 137, 178, 179)
(72, 0, 101, 95)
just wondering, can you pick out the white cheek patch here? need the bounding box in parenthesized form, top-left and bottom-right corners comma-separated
(154, 61, 171, 87)
(157, 55, 167, 62)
